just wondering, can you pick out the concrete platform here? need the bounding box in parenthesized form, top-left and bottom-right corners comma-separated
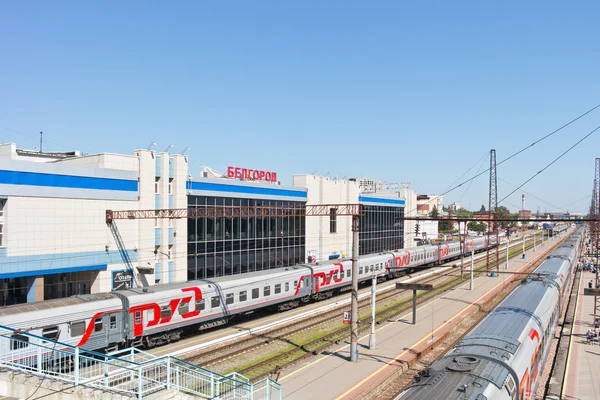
(278, 238, 562, 400)
(563, 269, 600, 400)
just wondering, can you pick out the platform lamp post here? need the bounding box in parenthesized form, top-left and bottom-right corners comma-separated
(522, 234, 525, 258)
(470, 249, 474, 290)
(505, 233, 509, 269)
(369, 266, 377, 350)
(350, 215, 360, 362)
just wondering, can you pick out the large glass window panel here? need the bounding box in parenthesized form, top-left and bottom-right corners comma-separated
(224, 253, 233, 275)
(197, 255, 206, 280)
(205, 254, 215, 279)
(187, 256, 196, 281)
(232, 253, 241, 275)
(248, 250, 256, 273)
(240, 250, 249, 273)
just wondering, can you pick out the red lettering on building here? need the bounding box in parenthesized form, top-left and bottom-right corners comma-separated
(227, 166, 277, 182)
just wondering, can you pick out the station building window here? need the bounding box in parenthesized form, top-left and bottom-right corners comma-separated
(359, 205, 404, 255)
(187, 196, 306, 280)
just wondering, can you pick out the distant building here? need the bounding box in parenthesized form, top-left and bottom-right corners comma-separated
(448, 202, 461, 212)
(416, 194, 443, 216)
(518, 210, 532, 220)
(472, 211, 495, 231)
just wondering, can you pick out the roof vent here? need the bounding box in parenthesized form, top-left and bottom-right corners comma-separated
(455, 356, 478, 364)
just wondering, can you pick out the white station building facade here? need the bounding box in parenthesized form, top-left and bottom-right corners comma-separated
(0, 142, 419, 306)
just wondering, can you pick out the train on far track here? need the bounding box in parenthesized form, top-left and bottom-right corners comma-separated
(1, 236, 498, 365)
(395, 226, 582, 400)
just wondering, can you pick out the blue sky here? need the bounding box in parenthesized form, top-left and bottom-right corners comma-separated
(1, 1, 599, 214)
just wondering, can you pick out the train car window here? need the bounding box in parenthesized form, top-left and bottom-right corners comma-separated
(179, 302, 189, 315)
(10, 334, 28, 350)
(293, 280, 298, 289)
(359, 266, 363, 274)
(226, 293, 234, 305)
(333, 272, 338, 281)
(135, 311, 141, 324)
(211, 296, 220, 308)
(346, 270, 351, 278)
(305, 277, 309, 287)
(275, 284, 281, 294)
(252, 288, 259, 299)
(240, 291, 247, 302)
(264, 286, 271, 296)
(42, 326, 59, 340)
(94, 318, 103, 332)
(109, 316, 117, 330)
(70, 321, 85, 337)
(196, 299, 205, 311)
(285, 282, 290, 292)
(160, 306, 172, 319)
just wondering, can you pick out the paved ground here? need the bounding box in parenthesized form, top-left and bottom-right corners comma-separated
(563, 269, 600, 400)
(277, 236, 561, 400)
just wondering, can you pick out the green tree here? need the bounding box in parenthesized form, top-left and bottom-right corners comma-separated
(454, 208, 473, 219)
(480, 204, 486, 212)
(494, 206, 511, 229)
(468, 221, 487, 233)
(429, 206, 439, 219)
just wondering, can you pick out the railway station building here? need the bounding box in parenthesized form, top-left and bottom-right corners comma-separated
(0, 141, 416, 306)
(0, 143, 188, 306)
(293, 175, 416, 263)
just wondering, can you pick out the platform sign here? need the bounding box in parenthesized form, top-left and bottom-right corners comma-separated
(342, 311, 351, 325)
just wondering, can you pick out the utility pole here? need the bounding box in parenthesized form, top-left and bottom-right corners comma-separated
(593, 159, 600, 324)
(369, 270, 376, 350)
(522, 234, 525, 258)
(350, 215, 360, 362)
(460, 220, 465, 280)
(487, 149, 498, 275)
(470, 249, 474, 290)
(39, 131, 43, 153)
(506, 234, 509, 269)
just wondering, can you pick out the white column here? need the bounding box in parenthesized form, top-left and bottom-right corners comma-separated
(369, 273, 376, 350)
(470, 250, 474, 290)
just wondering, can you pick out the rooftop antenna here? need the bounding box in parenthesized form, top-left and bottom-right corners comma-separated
(181, 147, 190, 155)
(311, 170, 319, 175)
(164, 144, 173, 153)
(147, 142, 157, 150)
(39, 131, 43, 153)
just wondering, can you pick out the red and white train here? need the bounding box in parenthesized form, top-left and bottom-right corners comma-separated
(1, 236, 495, 356)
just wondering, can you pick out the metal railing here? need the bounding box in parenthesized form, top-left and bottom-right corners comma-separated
(0, 325, 282, 399)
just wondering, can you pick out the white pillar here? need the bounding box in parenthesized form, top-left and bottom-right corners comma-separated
(369, 274, 376, 350)
(470, 250, 474, 290)
(506, 235, 509, 269)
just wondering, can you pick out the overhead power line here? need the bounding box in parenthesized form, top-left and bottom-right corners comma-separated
(499, 124, 600, 204)
(438, 102, 600, 199)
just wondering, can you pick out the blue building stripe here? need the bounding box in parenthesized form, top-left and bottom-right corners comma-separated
(359, 196, 405, 206)
(187, 181, 307, 198)
(0, 170, 138, 192)
(0, 264, 107, 279)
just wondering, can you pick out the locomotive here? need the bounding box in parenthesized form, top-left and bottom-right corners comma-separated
(1, 236, 496, 357)
(395, 227, 582, 400)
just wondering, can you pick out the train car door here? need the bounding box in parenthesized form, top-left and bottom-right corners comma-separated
(106, 311, 122, 346)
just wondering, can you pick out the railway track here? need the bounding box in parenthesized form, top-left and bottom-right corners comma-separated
(182, 237, 542, 379)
